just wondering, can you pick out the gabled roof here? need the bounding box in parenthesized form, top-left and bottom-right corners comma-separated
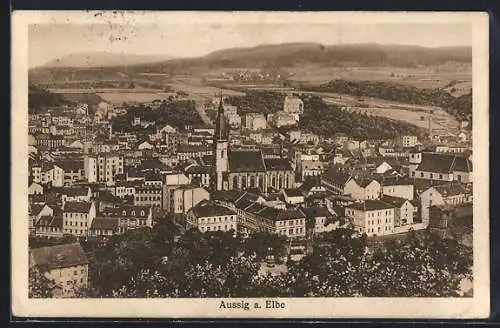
(376, 176, 412, 186)
(56, 186, 90, 197)
(283, 188, 303, 197)
(190, 203, 236, 218)
(63, 201, 93, 213)
(380, 195, 410, 208)
(347, 199, 395, 212)
(185, 165, 211, 174)
(416, 152, 472, 173)
(145, 172, 162, 181)
(97, 191, 122, 203)
(103, 205, 151, 218)
(301, 206, 333, 218)
(301, 160, 323, 170)
(354, 178, 378, 188)
(34, 215, 62, 228)
(90, 217, 119, 230)
(177, 144, 211, 153)
(264, 158, 293, 171)
(299, 175, 323, 192)
(55, 160, 84, 172)
(141, 159, 167, 170)
(30, 243, 88, 270)
(29, 204, 48, 216)
(433, 183, 469, 197)
(322, 169, 353, 187)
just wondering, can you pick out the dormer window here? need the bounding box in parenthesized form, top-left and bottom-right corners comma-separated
(141, 210, 145, 216)
(122, 210, 126, 216)
(132, 210, 136, 216)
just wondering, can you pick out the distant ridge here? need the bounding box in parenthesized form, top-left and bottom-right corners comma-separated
(41, 51, 175, 68)
(29, 43, 471, 81)
(133, 42, 472, 72)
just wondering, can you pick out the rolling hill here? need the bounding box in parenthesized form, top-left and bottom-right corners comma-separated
(28, 43, 472, 82)
(41, 51, 175, 68)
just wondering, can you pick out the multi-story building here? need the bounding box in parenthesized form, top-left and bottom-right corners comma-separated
(176, 144, 212, 161)
(230, 198, 307, 239)
(244, 113, 267, 131)
(84, 154, 124, 186)
(283, 95, 304, 117)
(29, 243, 89, 297)
(36, 134, 64, 149)
(114, 180, 139, 198)
(186, 202, 238, 233)
(380, 195, 414, 227)
(167, 185, 210, 215)
(394, 135, 418, 148)
(31, 162, 65, 187)
(184, 164, 211, 188)
(134, 185, 163, 209)
(298, 160, 324, 181)
(29, 203, 54, 233)
(379, 177, 415, 200)
(343, 178, 381, 201)
(62, 201, 96, 236)
(419, 183, 471, 226)
(301, 206, 339, 235)
(100, 205, 153, 232)
(346, 199, 395, 237)
(409, 152, 472, 183)
(59, 186, 92, 206)
(56, 160, 85, 186)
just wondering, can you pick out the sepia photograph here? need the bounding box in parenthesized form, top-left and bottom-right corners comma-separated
(11, 11, 489, 318)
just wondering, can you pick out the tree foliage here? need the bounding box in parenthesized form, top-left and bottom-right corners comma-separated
(28, 266, 58, 298)
(111, 99, 203, 133)
(28, 85, 71, 113)
(302, 79, 472, 121)
(38, 222, 472, 298)
(243, 231, 287, 261)
(300, 95, 425, 140)
(225, 90, 285, 116)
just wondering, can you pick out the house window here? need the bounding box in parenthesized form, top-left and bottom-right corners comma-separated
(420, 172, 424, 178)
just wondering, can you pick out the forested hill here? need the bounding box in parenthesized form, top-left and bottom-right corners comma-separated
(299, 95, 426, 140)
(301, 79, 472, 121)
(132, 43, 472, 74)
(28, 85, 71, 112)
(29, 43, 471, 81)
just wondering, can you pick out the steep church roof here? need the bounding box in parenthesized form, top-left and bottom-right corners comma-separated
(229, 150, 266, 172)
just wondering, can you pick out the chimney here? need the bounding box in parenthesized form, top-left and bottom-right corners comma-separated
(428, 116, 433, 139)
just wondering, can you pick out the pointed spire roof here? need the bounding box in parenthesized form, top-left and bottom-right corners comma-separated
(214, 91, 229, 141)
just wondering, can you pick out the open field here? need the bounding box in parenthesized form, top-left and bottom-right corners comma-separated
(286, 64, 472, 90)
(311, 91, 459, 135)
(48, 88, 163, 94)
(97, 92, 177, 104)
(168, 78, 245, 102)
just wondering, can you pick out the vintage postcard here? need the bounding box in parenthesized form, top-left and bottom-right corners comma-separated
(12, 11, 490, 318)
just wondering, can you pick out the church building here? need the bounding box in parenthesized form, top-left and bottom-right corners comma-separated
(212, 95, 295, 193)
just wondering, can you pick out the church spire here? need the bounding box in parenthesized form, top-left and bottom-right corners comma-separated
(214, 91, 229, 141)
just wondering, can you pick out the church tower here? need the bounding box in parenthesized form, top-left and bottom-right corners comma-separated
(213, 93, 229, 191)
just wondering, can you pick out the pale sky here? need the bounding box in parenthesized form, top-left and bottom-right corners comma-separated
(29, 23, 472, 68)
